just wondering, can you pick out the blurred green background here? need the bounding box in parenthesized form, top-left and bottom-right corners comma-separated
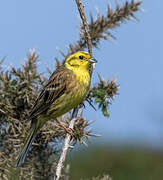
(67, 143, 163, 180)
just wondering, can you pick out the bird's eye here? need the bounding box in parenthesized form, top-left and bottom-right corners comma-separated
(79, 55, 83, 60)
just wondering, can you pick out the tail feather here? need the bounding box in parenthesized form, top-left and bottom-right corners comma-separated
(15, 125, 38, 167)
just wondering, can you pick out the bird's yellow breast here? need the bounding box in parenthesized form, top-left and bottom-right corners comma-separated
(72, 66, 91, 87)
(47, 68, 90, 119)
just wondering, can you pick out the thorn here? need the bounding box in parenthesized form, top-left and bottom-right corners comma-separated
(97, 73, 103, 82)
(68, 144, 74, 149)
(138, 7, 145, 12)
(79, 109, 84, 117)
(80, 139, 88, 147)
(89, 133, 101, 137)
(87, 120, 95, 125)
(56, 47, 66, 57)
(86, 128, 92, 133)
(86, 98, 96, 111)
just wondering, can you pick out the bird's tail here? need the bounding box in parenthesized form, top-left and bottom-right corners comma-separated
(15, 123, 38, 167)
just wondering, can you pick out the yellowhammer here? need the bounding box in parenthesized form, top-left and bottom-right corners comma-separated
(16, 51, 97, 166)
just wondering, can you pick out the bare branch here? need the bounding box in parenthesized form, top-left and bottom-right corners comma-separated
(55, 117, 76, 180)
(75, 0, 92, 55)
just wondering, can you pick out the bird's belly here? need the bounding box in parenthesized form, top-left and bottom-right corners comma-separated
(48, 85, 88, 119)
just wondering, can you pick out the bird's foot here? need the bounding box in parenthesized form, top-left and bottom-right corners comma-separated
(64, 127, 73, 136)
(56, 119, 73, 136)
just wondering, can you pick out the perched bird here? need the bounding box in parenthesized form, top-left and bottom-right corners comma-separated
(16, 51, 97, 167)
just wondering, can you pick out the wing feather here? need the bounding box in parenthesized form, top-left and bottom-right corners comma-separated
(28, 67, 71, 120)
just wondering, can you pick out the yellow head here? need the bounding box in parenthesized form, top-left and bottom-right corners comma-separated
(65, 51, 97, 71)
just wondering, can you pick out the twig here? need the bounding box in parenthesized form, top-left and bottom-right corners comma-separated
(75, 0, 92, 55)
(54, 108, 78, 180)
(55, 117, 76, 180)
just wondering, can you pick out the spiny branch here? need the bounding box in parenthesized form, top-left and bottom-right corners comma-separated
(75, 0, 92, 55)
(64, 0, 142, 56)
(55, 117, 77, 180)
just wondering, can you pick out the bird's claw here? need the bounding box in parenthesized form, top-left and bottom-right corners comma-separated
(65, 127, 74, 136)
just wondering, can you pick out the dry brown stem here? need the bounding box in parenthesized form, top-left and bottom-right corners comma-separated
(75, 0, 92, 55)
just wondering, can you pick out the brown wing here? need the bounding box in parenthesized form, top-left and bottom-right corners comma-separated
(28, 67, 71, 120)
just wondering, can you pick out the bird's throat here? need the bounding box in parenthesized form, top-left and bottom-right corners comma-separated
(73, 68, 91, 87)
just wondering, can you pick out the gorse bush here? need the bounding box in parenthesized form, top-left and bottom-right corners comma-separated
(0, 1, 142, 179)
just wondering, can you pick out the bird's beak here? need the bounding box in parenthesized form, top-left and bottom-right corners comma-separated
(88, 57, 97, 63)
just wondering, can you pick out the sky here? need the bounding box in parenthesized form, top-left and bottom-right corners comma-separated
(0, 0, 162, 149)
